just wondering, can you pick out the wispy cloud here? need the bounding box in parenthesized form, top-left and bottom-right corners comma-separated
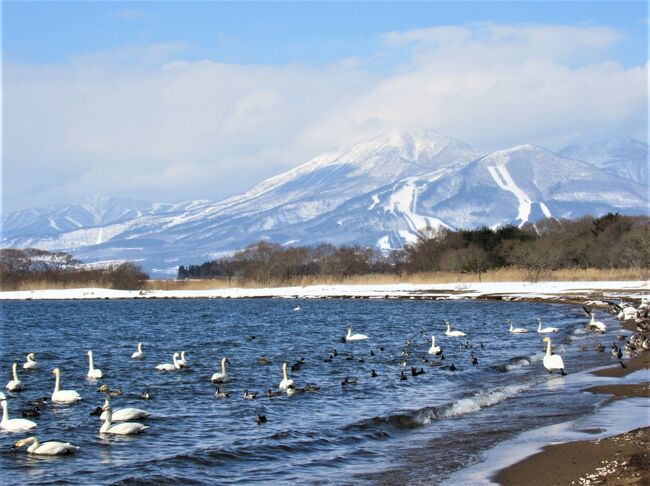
(3, 23, 647, 211)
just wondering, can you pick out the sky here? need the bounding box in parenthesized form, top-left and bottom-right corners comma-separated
(2, 1, 649, 212)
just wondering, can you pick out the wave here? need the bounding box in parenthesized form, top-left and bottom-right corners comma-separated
(491, 352, 544, 372)
(346, 382, 532, 431)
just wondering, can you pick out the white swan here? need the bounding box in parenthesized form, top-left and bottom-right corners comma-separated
(507, 320, 528, 334)
(537, 318, 558, 334)
(51, 368, 81, 404)
(428, 335, 442, 355)
(345, 326, 368, 341)
(23, 353, 38, 370)
(99, 406, 148, 435)
(279, 362, 294, 390)
(1, 397, 37, 431)
(176, 351, 188, 368)
(97, 386, 150, 421)
(155, 352, 181, 371)
(87, 350, 103, 379)
(587, 313, 606, 333)
(210, 357, 230, 383)
(6, 362, 23, 392)
(293, 306, 301, 312)
(542, 337, 566, 375)
(14, 436, 78, 455)
(445, 320, 466, 337)
(131, 342, 144, 360)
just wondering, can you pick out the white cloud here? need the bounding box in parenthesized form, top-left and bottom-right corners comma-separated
(3, 23, 647, 212)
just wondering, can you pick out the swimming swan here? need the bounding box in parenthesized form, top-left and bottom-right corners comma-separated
(345, 326, 368, 341)
(537, 318, 559, 334)
(155, 353, 181, 371)
(587, 313, 606, 333)
(98, 385, 150, 421)
(507, 320, 528, 334)
(211, 357, 230, 383)
(51, 368, 81, 404)
(428, 336, 442, 355)
(445, 321, 466, 337)
(6, 362, 23, 392)
(23, 353, 38, 370)
(176, 351, 188, 368)
(279, 362, 294, 390)
(87, 350, 103, 379)
(542, 337, 566, 375)
(131, 343, 144, 360)
(14, 436, 78, 455)
(1, 397, 37, 431)
(99, 405, 148, 435)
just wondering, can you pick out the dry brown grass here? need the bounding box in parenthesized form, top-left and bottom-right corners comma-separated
(143, 267, 650, 291)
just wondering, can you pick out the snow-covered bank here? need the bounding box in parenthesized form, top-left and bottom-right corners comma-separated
(1, 280, 648, 301)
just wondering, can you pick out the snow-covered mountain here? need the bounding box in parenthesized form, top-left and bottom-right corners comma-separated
(2, 131, 648, 276)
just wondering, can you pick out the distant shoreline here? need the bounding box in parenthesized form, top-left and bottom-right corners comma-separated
(1, 280, 647, 303)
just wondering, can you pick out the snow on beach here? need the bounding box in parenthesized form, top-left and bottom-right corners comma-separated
(1, 280, 648, 301)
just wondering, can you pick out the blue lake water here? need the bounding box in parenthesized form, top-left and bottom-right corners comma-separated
(0, 298, 622, 484)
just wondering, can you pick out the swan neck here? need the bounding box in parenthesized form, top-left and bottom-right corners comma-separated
(545, 340, 552, 356)
(1, 400, 8, 422)
(282, 363, 288, 380)
(221, 358, 226, 374)
(138, 343, 142, 352)
(431, 336, 435, 346)
(88, 352, 95, 371)
(27, 437, 39, 452)
(53, 370, 60, 393)
(12, 363, 18, 381)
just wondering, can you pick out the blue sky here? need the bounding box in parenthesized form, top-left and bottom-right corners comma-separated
(3, 1, 649, 212)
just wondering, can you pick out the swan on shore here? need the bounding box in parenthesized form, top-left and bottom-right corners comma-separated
(131, 342, 144, 360)
(345, 326, 368, 341)
(537, 318, 559, 334)
(14, 436, 78, 455)
(1, 396, 37, 431)
(428, 336, 442, 355)
(51, 368, 81, 404)
(587, 313, 606, 333)
(211, 357, 230, 383)
(87, 350, 103, 379)
(445, 321, 466, 337)
(155, 353, 181, 371)
(507, 320, 528, 334)
(542, 337, 566, 375)
(6, 362, 23, 392)
(279, 362, 294, 390)
(98, 385, 150, 421)
(99, 405, 148, 435)
(23, 353, 38, 370)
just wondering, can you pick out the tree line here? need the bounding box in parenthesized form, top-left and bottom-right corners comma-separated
(0, 248, 149, 290)
(178, 214, 650, 283)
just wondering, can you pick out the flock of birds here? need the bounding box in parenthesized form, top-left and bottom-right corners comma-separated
(3, 297, 648, 458)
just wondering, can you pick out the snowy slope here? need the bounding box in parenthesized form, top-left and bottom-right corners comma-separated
(2, 132, 648, 276)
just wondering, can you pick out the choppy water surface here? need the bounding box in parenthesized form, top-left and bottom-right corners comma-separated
(0, 298, 623, 485)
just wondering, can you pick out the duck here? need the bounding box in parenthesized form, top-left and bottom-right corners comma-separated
(23, 353, 38, 370)
(507, 320, 528, 334)
(542, 337, 566, 375)
(428, 335, 442, 355)
(155, 352, 181, 371)
(97, 385, 150, 421)
(399, 371, 407, 381)
(266, 389, 283, 397)
(445, 320, 466, 337)
(99, 405, 148, 435)
(131, 342, 144, 360)
(370, 369, 378, 378)
(6, 362, 23, 392)
(138, 389, 152, 400)
(0, 394, 36, 432)
(279, 362, 294, 390)
(215, 387, 231, 399)
(51, 368, 81, 404)
(255, 415, 267, 424)
(587, 313, 606, 333)
(341, 376, 358, 386)
(449, 363, 457, 371)
(537, 318, 559, 334)
(87, 350, 103, 379)
(471, 355, 479, 365)
(243, 390, 257, 400)
(257, 357, 272, 365)
(211, 357, 230, 383)
(176, 351, 188, 368)
(345, 326, 368, 342)
(304, 383, 320, 392)
(286, 384, 306, 397)
(290, 357, 305, 372)
(13, 436, 78, 455)
(22, 407, 40, 418)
